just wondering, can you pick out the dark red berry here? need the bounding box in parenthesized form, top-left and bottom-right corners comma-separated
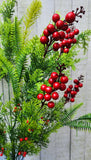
(71, 90, 76, 96)
(72, 38, 77, 44)
(41, 117, 43, 119)
(67, 88, 71, 92)
(63, 48, 69, 53)
(51, 72, 58, 80)
(37, 94, 44, 100)
(62, 22, 68, 31)
(41, 84, 47, 91)
(64, 93, 68, 98)
(75, 88, 79, 92)
(66, 28, 71, 33)
(67, 38, 73, 44)
(62, 40, 67, 46)
(40, 36, 49, 44)
(60, 83, 66, 91)
(78, 83, 83, 88)
(65, 12, 75, 23)
(70, 98, 75, 102)
(65, 34, 69, 39)
(74, 79, 79, 84)
(60, 76, 68, 83)
(74, 29, 79, 35)
(52, 32, 60, 40)
(45, 86, 52, 94)
(48, 77, 55, 84)
(69, 85, 73, 89)
(48, 101, 55, 108)
(69, 32, 74, 38)
(59, 31, 65, 39)
(53, 82, 60, 90)
(56, 20, 64, 29)
(52, 13, 60, 22)
(66, 43, 71, 48)
(74, 85, 79, 89)
(59, 43, 63, 48)
(47, 24, 55, 33)
(44, 94, 51, 101)
(52, 92, 59, 100)
(53, 43, 60, 51)
(43, 29, 50, 37)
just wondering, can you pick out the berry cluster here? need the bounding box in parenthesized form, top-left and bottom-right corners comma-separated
(19, 137, 28, 142)
(13, 103, 22, 112)
(41, 117, 50, 125)
(40, 7, 85, 57)
(18, 151, 27, 157)
(0, 148, 4, 156)
(64, 75, 83, 103)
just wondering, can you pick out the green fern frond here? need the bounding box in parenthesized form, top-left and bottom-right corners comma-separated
(0, 0, 16, 21)
(0, 53, 20, 99)
(62, 103, 83, 123)
(77, 113, 91, 121)
(23, 0, 42, 41)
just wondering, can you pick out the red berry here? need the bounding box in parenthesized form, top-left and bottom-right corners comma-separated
(62, 22, 68, 31)
(65, 12, 75, 23)
(40, 36, 49, 44)
(52, 13, 60, 22)
(53, 82, 60, 90)
(48, 101, 55, 108)
(60, 76, 68, 83)
(67, 38, 73, 44)
(62, 40, 67, 46)
(26, 120, 29, 123)
(59, 43, 63, 48)
(46, 119, 50, 122)
(69, 32, 74, 38)
(67, 88, 71, 92)
(44, 94, 51, 101)
(66, 28, 71, 33)
(20, 138, 23, 142)
(66, 43, 71, 48)
(41, 84, 47, 91)
(69, 85, 73, 89)
(52, 32, 60, 40)
(52, 92, 59, 100)
(59, 31, 65, 39)
(56, 20, 64, 29)
(41, 117, 43, 119)
(63, 48, 69, 53)
(70, 98, 75, 102)
(72, 38, 77, 44)
(60, 83, 66, 91)
(53, 43, 60, 51)
(1, 148, 4, 151)
(43, 29, 50, 37)
(74, 85, 79, 89)
(25, 137, 28, 141)
(0, 153, 3, 156)
(48, 77, 55, 84)
(51, 72, 58, 80)
(14, 107, 17, 109)
(71, 90, 76, 96)
(78, 83, 83, 88)
(18, 152, 21, 155)
(64, 94, 68, 98)
(74, 79, 79, 84)
(74, 29, 79, 35)
(37, 93, 44, 100)
(75, 88, 79, 92)
(45, 86, 52, 94)
(47, 24, 55, 33)
(23, 152, 27, 157)
(28, 129, 31, 132)
(65, 34, 69, 39)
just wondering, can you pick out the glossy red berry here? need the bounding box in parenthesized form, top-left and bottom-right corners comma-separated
(18, 152, 21, 155)
(53, 82, 61, 90)
(60, 83, 66, 91)
(0, 153, 3, 156)
(47, 24, 55, 33)
(52, 32, 60, 40)
(43, 29, 50, 37)
(66, 28, 71, 33)
(62, 40, 67, 46)
(67, 88, 71, 92)
(48, 101, 55, 108)
(53, 43, 60, 51)
(44, 94, 51, 101)
(56, 20, 64, 29)
(72, 38, 77, 44)
(25, 137, 28, 141)
(69, 85, 73, 89)
(65, 12, 75, 23)
(41, 84, 47, 91)
(51, 72, 58, 80)
(70, 98, 75, 102)
(45, 86, 52, 94)
(60, 76, 68, 83)
(65, 34, 69, 39)
(63, 48, 69, 53)
(74, 79, 79, 84)
(40, 36, 49, 44)
(52, 92, 59, 100)
(74, 29, 79, 35)
(64, 93, 68, 98)
(23, 152, 27, 157)
(59, 43, 63, 48)
(74, 85, 79, 89)
(62, 22, 68, 31)
(20, 138, 23, 142)
(52, 13, 60, 22)
(59, 31, 65, 39)
(48, 77, 55, 84)
(69, 32, 74, 38)
(67, 38, 73, 44)
(78, 83, 83, 88)
(26, 120, 29, 123)
(71, 90, 76, 96)
(37, 93, 44, 100)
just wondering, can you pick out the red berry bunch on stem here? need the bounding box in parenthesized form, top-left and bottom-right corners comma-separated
(40, 6, 85, 58)
(0, 148, 4, 156)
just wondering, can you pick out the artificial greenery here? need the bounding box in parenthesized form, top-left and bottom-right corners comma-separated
(0, 0, 91, 160)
